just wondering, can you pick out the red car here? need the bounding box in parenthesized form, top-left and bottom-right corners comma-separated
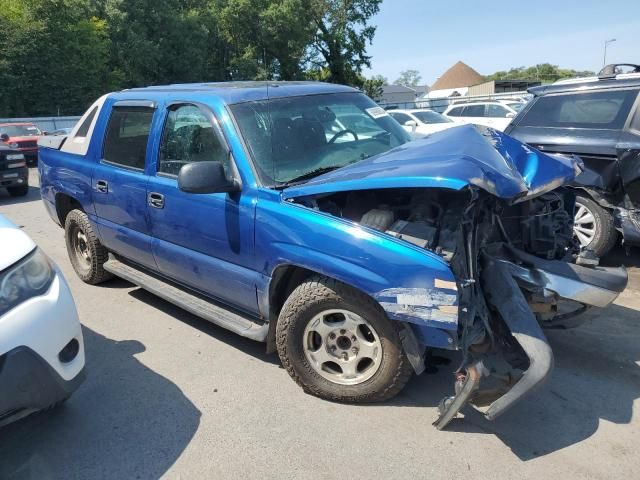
(0, 122, 43, 165)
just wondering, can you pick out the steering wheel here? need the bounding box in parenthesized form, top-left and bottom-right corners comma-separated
(328, 129, 358, 144)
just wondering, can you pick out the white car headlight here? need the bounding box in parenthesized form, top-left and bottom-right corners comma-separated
(6, 154, 24, 161)
(0, 249, 55, 316)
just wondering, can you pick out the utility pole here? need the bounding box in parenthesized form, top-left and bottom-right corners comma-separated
(603, 38, 616, 67)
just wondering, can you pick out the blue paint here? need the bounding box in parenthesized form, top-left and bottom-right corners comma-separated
(38, 82, 581, 352)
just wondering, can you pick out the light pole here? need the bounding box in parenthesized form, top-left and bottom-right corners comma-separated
(603, 38, 616, 67)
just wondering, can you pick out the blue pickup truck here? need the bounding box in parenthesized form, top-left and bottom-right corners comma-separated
(38, 82, 627, 428)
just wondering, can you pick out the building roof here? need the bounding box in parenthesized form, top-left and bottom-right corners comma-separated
(431, 62, 484, 90)
(381, 85, 417, 95)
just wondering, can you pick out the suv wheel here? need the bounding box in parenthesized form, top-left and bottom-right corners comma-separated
(64, 209, 112, 284)
(7, 185, 29, 197)
(574, 193, 617, 257)
(276, 276, 413, 403)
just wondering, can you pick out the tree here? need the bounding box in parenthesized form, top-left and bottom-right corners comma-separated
(308, 0, 382, 85)
(484, 64, 595, 84)
(360, 74, 385, 101)
(0, 0, 116, 116)
(393, 69, 421, 87)
(218, 0, 315, 80)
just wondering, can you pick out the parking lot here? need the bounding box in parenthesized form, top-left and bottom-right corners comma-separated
(0, 168, 639, 479)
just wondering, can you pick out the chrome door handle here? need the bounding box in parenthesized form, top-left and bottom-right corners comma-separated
(148, 192, 165, 209)
(96, 180, 108, 193)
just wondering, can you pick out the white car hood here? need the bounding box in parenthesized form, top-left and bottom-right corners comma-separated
(0, 215, 35, 271)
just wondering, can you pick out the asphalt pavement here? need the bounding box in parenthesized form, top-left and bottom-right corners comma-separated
(0, 169, 639, 479)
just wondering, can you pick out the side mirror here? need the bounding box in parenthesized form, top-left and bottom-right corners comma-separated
(506, 112, 515, 119)
(404, 120, 418, 132)
(0, 133, 9, 142)
(178, 161, 240, 194)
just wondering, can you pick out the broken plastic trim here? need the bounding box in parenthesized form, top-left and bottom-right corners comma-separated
(433, 255, 554, 429)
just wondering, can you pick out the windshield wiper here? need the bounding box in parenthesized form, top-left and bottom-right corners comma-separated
(278, 165, 345, 188)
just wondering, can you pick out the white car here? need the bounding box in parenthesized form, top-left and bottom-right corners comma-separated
(0, 214, 84, 427)
(389, 109, 457, 138)
(443, 101, 520, 131)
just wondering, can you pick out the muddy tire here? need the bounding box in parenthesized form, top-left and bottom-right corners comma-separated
(64, 209, 112, 284)
(276, 276, 413, 403)
(7, 185, 29, 197)
(574, 193, 617, 257)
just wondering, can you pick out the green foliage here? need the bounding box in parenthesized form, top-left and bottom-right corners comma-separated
(360, 74, 385, 101)
(484, 64, 596, 84)
(0, 0, 382, 116)
(393, 69, 421, 87)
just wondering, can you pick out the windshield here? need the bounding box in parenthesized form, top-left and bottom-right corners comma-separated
(411, 110, 453, 124)
(0, 124, 42, 137)
(230, 92, 410, 187)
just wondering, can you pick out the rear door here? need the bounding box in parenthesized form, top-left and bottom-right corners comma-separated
(459, 104, 487, 127)
(484, 104, 513, 131)
(92, 101, 157, 269)
(145, 102, 259, 314)
(507, 88, 640, 192)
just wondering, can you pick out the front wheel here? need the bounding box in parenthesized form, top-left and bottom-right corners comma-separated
(276, 276, 413, 403)
(573, 194, 617, 257)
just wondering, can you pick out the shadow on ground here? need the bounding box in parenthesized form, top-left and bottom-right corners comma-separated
(0, 327, 201, 479)
(0, 185, 41, 207)
(392, 302, 640, 460)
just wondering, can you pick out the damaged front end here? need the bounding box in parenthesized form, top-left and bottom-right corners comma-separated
(283, 125, 628, 428)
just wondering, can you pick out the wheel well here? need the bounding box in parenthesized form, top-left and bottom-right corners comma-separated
(55, 193, 83, 226)
(265, 265, 324, 353)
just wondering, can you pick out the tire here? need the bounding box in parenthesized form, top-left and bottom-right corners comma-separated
(7, 184, 29, 197)
(573, 193, 617, 257)
(276, 276, 413, 403)
(64, 209, 112, 284)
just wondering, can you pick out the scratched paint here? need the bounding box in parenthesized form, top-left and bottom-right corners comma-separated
(375, 287, 458, 326)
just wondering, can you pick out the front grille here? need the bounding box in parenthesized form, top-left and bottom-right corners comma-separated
(17, 140, 37, 149)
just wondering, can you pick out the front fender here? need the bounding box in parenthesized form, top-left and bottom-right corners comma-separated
(256, 196, 460, 349)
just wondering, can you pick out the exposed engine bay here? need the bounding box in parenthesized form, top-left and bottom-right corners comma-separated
(295, 186, 627, 428)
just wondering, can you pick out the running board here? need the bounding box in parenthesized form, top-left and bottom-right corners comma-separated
(103, 258, 268, 342)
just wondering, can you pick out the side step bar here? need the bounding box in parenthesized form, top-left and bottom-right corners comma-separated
(103, 258, 269, 342)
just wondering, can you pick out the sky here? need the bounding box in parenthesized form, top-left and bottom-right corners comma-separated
(365, 0, 640, 85)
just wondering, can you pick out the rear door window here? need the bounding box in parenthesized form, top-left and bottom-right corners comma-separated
(518, 89, 639, 129)
(486, 104, 510, 118)
(103, 107, 154, 169)
(462, 105, 485, 117)
(447, 107, 462, 117)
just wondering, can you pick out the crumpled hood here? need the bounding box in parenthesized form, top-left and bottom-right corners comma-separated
(282, 124, 582, 203)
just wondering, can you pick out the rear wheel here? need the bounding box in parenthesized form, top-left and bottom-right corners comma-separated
(573, 194, 617, 257)
(64, 209, 112, 284)
(7, 184, 29, 197)
(276, 276, 413, 403)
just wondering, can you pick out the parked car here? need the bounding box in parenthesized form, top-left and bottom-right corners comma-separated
(388, 109, 457, 138)
(0, 214, 85, 427)
(38, 82, 627, 429)
(0, 122, 43, 165)
(0, 145, 29, 197)
(443, 101, 519, 131)
(506, 64, 640, 256)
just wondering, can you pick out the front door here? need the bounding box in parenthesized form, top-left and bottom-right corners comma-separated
(146, 103, 259, 314)
(92, 101, 157, 270)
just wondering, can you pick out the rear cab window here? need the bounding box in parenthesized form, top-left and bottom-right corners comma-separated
(518, 89, 639, 129)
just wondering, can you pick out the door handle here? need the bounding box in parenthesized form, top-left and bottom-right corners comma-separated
(148, 192, 165, 209)
(96, 180, 108, 193)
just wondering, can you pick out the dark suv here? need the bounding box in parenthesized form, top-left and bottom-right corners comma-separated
(506, 65, 640, 257)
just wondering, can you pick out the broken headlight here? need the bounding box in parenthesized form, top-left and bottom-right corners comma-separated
(0, 249, 55, 317)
